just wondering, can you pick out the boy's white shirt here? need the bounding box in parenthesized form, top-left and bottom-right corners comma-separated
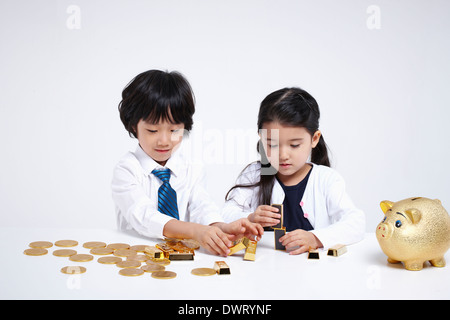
(222, 162, 366, 248)
(111, 140, 223, 239)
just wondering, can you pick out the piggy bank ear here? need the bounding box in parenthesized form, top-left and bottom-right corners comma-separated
(405, 208, 421, 224)
(380, 200, 394, 214)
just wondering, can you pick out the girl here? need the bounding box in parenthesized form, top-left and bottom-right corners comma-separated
(112, 70, 263, 256)
(223, 87, 365, 255)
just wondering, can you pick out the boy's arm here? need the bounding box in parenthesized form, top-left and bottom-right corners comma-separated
(113, 161, 231, 256)
(163, 220, 232, 256)
(111, 159, 173, 239)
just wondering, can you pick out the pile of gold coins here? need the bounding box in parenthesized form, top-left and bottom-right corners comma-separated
(23, 238, 205, 279)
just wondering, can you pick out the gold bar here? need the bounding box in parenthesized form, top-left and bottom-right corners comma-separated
(308, 249, 320, 259)
(155, 243, 174, 258)
(271, 204, 283, 229)
(274, 227, 286, 250)
(243, 239, 257, 261)
(228, 238, 247, 255)
(327, 244, 347, 257)
(168, 251, 194, 261)
(214, 261, 230, 275)
(144, 246, 163, 260)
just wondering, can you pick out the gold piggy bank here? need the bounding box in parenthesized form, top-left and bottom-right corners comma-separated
(376, 197, 450, 271)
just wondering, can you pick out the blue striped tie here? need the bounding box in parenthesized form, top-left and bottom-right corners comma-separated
(151, 169, 179, 220)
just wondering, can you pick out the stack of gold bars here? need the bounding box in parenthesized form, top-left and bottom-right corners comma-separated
(227, 237, 258, 261)
(148, 238, 200, 261)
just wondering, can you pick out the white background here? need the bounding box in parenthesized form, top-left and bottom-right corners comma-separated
(1, 0, 449, 232)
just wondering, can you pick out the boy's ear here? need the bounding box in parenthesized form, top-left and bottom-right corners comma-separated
(312, 130, 321, 148)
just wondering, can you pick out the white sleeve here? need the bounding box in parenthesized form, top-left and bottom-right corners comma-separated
(187, 166, 224, 226)
(310, 173, 366, 248)
(111, 159, 173, 239)
(221, 163, 260, 223)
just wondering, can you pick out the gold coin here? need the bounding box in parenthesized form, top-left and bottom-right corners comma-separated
(127, 254, 150, 262)
(107, 243, 130, 250)
(90, 248, 114, 255)
(141, 264, 165, 273)
(181, 239, 201, 250)
(61, 266, 86, 274)
(29, 241, 53, 248)
(69, 254, 93, 262)
(53, 249, 77, 257)
(83, 241, 106, 249)
(24, 248, 48, 256)
(113, 249, 137, 257)
(147, 258, 170, 266)
(191, 268, 216, 276)
(55, 240, 78, 247)
(116, 260, 141, 268)
(151, 271, 177, 279)
(130, 245, 150, 252)
(119, 268, 144, 277)
(98, 256, 122, 264)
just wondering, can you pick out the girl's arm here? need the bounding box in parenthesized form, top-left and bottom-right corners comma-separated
(221, 162, 260, 222)
(310, 173, 366, 249)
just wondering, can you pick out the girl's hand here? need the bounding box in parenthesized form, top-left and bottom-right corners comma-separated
(279, 229, 323, 255)
(248, 205, 281, 227)
(192, 224, 233, 257)
(220, 218, 264, 241)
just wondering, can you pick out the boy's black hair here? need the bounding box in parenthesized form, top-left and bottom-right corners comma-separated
(118, 69, 195, 138)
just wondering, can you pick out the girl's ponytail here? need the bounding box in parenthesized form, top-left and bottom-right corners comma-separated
(311, 134, 330, 167)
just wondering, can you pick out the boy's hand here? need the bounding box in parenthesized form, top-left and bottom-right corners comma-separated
(279, 229, 323, 255)
(248, 205, 281, 227)
(219, 218, 264, 241)
(192, 224, 232, 257)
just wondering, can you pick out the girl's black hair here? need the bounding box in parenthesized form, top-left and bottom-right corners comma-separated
(118, 69, 195, 138)
(226, 87, 330, 206)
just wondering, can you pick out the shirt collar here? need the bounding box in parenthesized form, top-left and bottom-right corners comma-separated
(134, 142, 185, 178)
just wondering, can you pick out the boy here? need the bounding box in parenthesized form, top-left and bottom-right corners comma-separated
(112, 70, 263, 256)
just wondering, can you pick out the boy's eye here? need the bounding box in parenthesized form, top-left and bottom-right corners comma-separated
(268, 144, 278, 148)
(147, 129, 157, 133)
(291, 144, 300, 148)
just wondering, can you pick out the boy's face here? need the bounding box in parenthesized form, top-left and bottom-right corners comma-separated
(136, 119, 185, 166)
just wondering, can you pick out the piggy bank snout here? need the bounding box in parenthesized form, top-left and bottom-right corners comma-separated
(377, 222, 393, 240)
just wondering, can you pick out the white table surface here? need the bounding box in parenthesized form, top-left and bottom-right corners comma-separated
(1, 227, 449, 300)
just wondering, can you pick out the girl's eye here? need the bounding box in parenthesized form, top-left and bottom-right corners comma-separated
(268, 144, 278, 148)
(395, 220, 402, 228)
(291, 144, 300, 148)
(147, 130, 157, 133)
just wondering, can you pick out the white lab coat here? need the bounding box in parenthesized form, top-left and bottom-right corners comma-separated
(222, 162, 365, 248)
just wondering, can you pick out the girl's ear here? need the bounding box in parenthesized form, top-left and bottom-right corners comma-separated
(311, 130, 321, 148)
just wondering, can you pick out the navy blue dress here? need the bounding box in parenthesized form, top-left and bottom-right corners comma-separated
(276, 167, 313, 232)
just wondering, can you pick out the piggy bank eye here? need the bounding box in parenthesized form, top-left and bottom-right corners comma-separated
(382, 216, 386, 222)
(395, 220, 402, 228)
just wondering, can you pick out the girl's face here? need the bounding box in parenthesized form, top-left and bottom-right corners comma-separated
(136, 119, 185, 166)
(260, 121, 321, 181)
